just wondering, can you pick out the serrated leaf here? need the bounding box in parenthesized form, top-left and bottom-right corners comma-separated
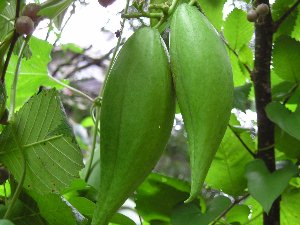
(245, 159, 298, 213)
(228, 50, 247, 86)
(281, 189, 300, 224)
(6, 37, 63, 109)
(206, 115, 254, 196)
(135, 173, 190, 223)
(273, 36, 300, 82)
(170, 196, 231, 225)
(266, 102, 300, 141)
(224, 9, 254, 51)
(0, 89, 84, 194)
(198, 0, 226, 30)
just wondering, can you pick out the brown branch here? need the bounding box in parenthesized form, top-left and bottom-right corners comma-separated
(251, 1, 279, 224)
(211, 194, 250, 224)
(273, 0, 300, 32)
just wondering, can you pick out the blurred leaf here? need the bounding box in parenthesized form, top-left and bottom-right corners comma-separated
(6, 37, 63, 109)
(0, 89, 84, 194)
(110, 213, 136, 225)
(0, 220, 14, 225)
(273, 36, 300, 82)
(81, 117, 94, 128)
(206, 115, 254, 196)
(68, 196, 95, 218)
(266, 102, 300, 141)
(39, 0, 73, 20)
(292, 10, 300, 41)
(225, 205, 250, 224)
(272, 81, 300, 103)
(244, 197, 263, 225)
(170, 196, 231, 225)
(198, 0, 226, 30)
(281, 189, 300, 224)
(275, 126, 300, 158)
(135, 173, 190, 223)
(245, 159, 298, 213)
(224, 9, 254, 51)
(0, 0, 14, 42)
(233, 83, 252, 112)
(229, 50, 248, 86)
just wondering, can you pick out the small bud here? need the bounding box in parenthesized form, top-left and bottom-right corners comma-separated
(256, 3, 270, 17)
(247, 9, 258, 22)
(15, 16, 35, 35)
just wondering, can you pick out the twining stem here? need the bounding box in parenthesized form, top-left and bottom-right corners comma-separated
(8, 35, 31, 121)
(48, 75, 94, 102)
(3, 128, 26, 219)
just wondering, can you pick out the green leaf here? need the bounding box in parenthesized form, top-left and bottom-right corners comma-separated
(110, 213, 136, 225)
(272, 81, 300, 103)
(0, 0, 14, 42)
(233, 83, 252, 111)
(244, 197, 263, 225)
(206, 115, 254, 196)
(0, 220, 15, 225)
(6, 37, 63, 109)
(275, 126, 300, 158)
(225, 205, 250, 224)
(292, 10, 300, 41)
(281, 188, 300, 224)
(30, 192, 87, 225)
(0, 89, 84, 194)
(245, 159, 298, 213)
(135, 173, 190, 223)
(198, 0, 226, 30)
(228, 50, 248, 86)
(273, 36, 300, 82)
(170, 196, 231, 225)
(224, 9, 254, 51)
(68, 196, 95, 218)
(39, 0, 74, 20)
(266, 102, 300, 141)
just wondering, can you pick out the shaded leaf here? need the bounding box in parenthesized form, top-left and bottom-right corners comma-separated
(266, 102, 300, 141)
(233, 83, 252, 111)
(0, 89, 84, 194)
(206, 115, 254, 196)
(135, 173, 190, 223)
(6, 37, 63, 109)
(273, 36, 300, 82)
(224, 9, 254, 51)
(275, 126, 300, 158)
(170, 196, 231, 225)
(0, 0, 14, 42)
(0, 220, 14, 225)
(110, 213, 136, 225)
(225, 205, 250, 224)
(245, 159, 298, 213)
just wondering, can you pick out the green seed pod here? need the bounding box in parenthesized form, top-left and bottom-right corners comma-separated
(170, 3, 233, 202)
(92, 27, 175, 225)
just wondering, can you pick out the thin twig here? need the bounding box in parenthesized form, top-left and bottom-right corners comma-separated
(211, 194, 250, 224)
(273, 0, 300, 32)
(228, 125, 256, 158)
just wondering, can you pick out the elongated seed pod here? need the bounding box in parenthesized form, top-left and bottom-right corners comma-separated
(92, 27, 175, 225)
(170, 4, 234, 202)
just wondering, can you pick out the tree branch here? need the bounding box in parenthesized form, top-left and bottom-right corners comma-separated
(251, 1, 279, 224)
(273, 0, 300, 32)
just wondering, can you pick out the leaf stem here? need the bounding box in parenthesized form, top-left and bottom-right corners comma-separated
(122, 12, 163, 19)
(189, 0, 198, 6)
(3, 128, 26, 219)
(168, 0, 179, 14)
(48, 75, 94, 102)
(8, 35, 31, 121)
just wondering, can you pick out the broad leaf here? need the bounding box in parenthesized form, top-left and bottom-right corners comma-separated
(266, 102, 300, 141)
(273, 36, 300, 82)
(206, 115, 254, 196)
(281, 188, 300, 224)
(0, 89, 84, 194)
(224, 9, 254, 51)
(110, 213, 137, 225)
(170, 196, 231, 225)
(135, 173, 190, 223)
(245, 159, 298, 213)
(198, 0, 226, 30)
(228, 50, 248, 86)
(30, 192, 87, 225)
(0, 220, 14, 225)
(244, 197, 263, 225)
(292, 10, 300, 41)
(225, 205, 250, 224)
(68, 196, 95, 218)
(39, 0, 74, 20)
(275, 126, 300, 158)
(6, 37, 63, 109)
